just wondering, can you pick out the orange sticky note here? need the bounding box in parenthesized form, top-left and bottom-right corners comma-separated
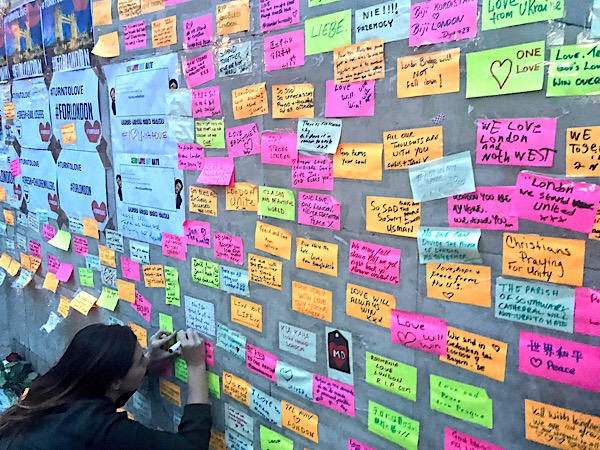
(255, 221, 292, 260)
(58, 296, 70, 318)
(292, 281, 332, 322)
(0, 253, 11, 270)
(222, 371, 250, 406)
(427, 263, 492, 307)
(0, 186, 6, 201)
(282, 400, 319, 443)
(366, 196, 421, 238)
(383, 126, 443, 170)
(502, 233, 585, 286)
(248, 253, 282, 290)
(82, 217, 99, 239)
(232, 83, 268, 120)
(397, 48, 460, 98)
(6, 259, 21, 276)
(189, 186, 218, 216)
(346, 283, 395, 328)
(333, 39, 385, 85)
(209, 430, 227, 450)
(152, 16, 177, 48)
(231, 295, 262, 332)
(296, 238, 338, 277)
(98, 245, 116, 268)
(21, 255, 41, 273)
(128, 322, 147, 348)
(333, 143, 382, 180)
(141, 0, 164, 14)
(590, 205, 600, 241)
(43, 272, 59, 293)
(225, 182, 258, 211)
(566, 126, 600, 177)
(92, 31, 120, 57)
(60, 123, 77, 145)
(3, 102, 15, 120)
(70, 291, 97, 316)
(117, 0, 140, 20)
(159, 378, 181, 407)
(142, 264, 165, 288)
(117, 279, 136, 302)
(216, 0, 249, 36)
(272, 84, 314, 119)
(4, 210, 14, 226)
(92, 0, 112, 26)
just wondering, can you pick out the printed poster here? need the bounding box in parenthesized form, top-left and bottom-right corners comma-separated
(18, 148, 58, 219)
(57, 150, 108, 229)
(0, 146, 22, 207)
(104, 53, 179, 154)
(42, 0, 93, 72)
(49, 68, 100, 151)
(114, 152, 185, 244)
(0, 21, 10, 82)
(12, 77, 52, 149)
(4, 0, 45, 79)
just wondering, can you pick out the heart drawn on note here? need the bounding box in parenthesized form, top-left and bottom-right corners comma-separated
(328, 343, 348, 369)
(84, 120, 102, 143)
(38, 122, 52, 142)
(396, 331, 417, 345)
(442, 291, 454, 299)
(529, 357, 543, 368)
(279, 367, 293, 382)
(432, 12, 439, 19)
(92, 200, 107, 223)
(490, 59, 513, 89)
(243, 138, 253, 155)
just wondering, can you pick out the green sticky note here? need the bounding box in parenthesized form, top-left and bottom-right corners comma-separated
(195, 119, 225, 148)
(191, 258, 220, 288)
(258, 186, 295, 221)
(466, 41, 545, 98)
(547, 44, 600, 97)
(78, 267, 94, 287)
(260, 425, 294, 450)
(366, 352, 417, 401)
(305, 10, 352, 55)
(308, 0, 338, 6)
(482, 0, 563, 31)
(97, 287, 119, 311)
(165, 266, 180, 306)
(430, 374, 493, 429)
(36, 210, 49, 224)
(48, 230, 71, 251)
(368, 401, 420, 450)
(207, 372, 220, 399)
(174, 358, 188, 382)
(159, 313, 173, 333)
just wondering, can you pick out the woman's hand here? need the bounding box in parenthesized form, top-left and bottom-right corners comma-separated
(147, 329, 176, 364)
(178, 328, 206, 368)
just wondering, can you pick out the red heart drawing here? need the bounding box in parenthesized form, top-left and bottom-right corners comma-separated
(328, 343, 347, 369)
(48, 193, 60, 212)
(396, 331, 417, 345)
(13, 183, 21, 200)
(84, 120, 101, 143)
(38, 122, 52, 142)
(92, 200, 107, 223)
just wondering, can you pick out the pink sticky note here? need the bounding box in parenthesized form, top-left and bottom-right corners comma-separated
(292, 156, 333, 191)
(448, 186, 518, 230)
(9, 159, 21, 177)
(512, 173, 600, 233)
(264, 30, 305, 72)
(519, 330, 600, 392)
(213, 232, 244, 265)
(124, 20, 147, 51)
(313, 374, 355, 417)
(226, 123, 260, 158)
(132, 291, 152, 323)
(192, 86, 221, 118)
(165, 0, 188, 5)
(246, 343, 278, 382)
(178, 143, 205, 171)
(259, 0, 300, 33)
(348, 438, 376, 450)
(574, 287, 600, 337)
(197, 157, 234, 186)
(325, 80, 375, 118)
(47, 254, 60, 273)
(184, 14, 213, 50)
(444, 427, 505, 450)
(298, 192, 341, 230)
(42, 224, 56, 241)
(120, 256, 141, 281)
(183, 220, 211, 248)
(261, 132, 298, 166)
(349, 240, 400, 285)
(409, 0, 477, 47)
(184, 51, 215, 89)
(29, 240, 42, 259)
(162, 232, 187, 261)
(391, 310, 448, 356)
(476, 118, 557, 166)
(73, 235, 88, 256)
(205, 341, 215, 367)
(55, 262, 73, 282)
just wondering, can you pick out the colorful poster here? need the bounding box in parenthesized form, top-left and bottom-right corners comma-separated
(12, 77, 52, 149)
(0, 21, 10, 81)
(4, 1, 45, 79)
(19, 148, 58, 219)
(409, 0, 477, 47)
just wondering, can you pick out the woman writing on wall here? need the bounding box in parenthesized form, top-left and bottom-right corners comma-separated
(0, 324, 211, 450)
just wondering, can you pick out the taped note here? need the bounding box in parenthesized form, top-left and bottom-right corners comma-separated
(246, 344, 277, 381)
(349, 240, 400, 284)
(333, 39, 384, 85)
(297, 119, 342, 154)
(223, 371, 250, 406)
(574, 287, 600, 337)
(409, 0, 477, 47)
(313, 374, 355, 417)
(296, 238, 338, 276)
(298, 192, 341, 230)
(305, 10, 352, 55)
(231, 296, 262, 332)
(355, 0, 410, 43)
(217, 324, 247, 360)
(418, 227, 482, 264)
(184, 295, 216, 336)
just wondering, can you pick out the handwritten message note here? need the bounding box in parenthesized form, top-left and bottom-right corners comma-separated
(226, 123, 260, 158)
(246, 344, 278, 381)
(305, 10, 352, 55)
(226, 183, 257, 211)
(197, 157, 234, 186)
(231, 296, 262, 331)
(143, 265, 165, 288)
(482, 0, 563, 30)
(384, 126, 442, 170)
(218, 324, 246, 359)
(347, 283, 396, 328)
(397, 48, 460, 98)
(248, 253, 282, 290)
(260, 0, 299, 32)
(297, 119, 342, 154)
(255, 221, 292, 259)
(368, 401, 419, 450)
(191, 258, 219, 288)
(250, 387, 282, 425)
(177, 144, 204, 171)
(574, 287, 600, 337)
(261, 426, 293, 450)
(195, 119, 225, 148)
(262, 132, 297, 166)
(409, 0, 477, 47)
(192, 87, 221, 118)
(391, 310, 447, 355)
(333, 39, 384, 85)
(214, 232, 243, 265)
(292, 156, 333, 191)
(232, 83, 268, 120)
(296, 238, 338, 277)
(333, 143, 381, 180)
(292, 281, 332, 322)
(298, 192, 340, 230)
(189, 186, 218, 216)
(216, 0, 250, 35)
(273, 84, 314, 119)
(349, 240, 400, 284)
(152, 16, 177, 48)
(183, 220, 211, 248)
(218, 42, 251, 77)
(223, 371, 251, 406)
(444, 427, 504, 450)
(566, 125, 600, 177)
(219, 265, 249, 296)
(132, 291, 152, 322)
(124, 20, 146, 51)
(264, 29, 305, 72)
(313, 374, 355, 417)
(366, 196, 421, 237)
(162, 233, 186, 261)
(448, 187, 518, 230)
(365, 352, 416, 400)
(184, 51, 215, 89)
(355, 0, 410, 43)
(279, 323, 317, 362)
(418, 227, 482, 264)
(258, 186, 295, 220)
(92, 0, 112, 26)
(92, 32, 120, 57)
(427, 263, 491, 307)
(430, 375, 492, 428)
(117, 279, 135, 302)
(325, 80, 375, 118)
(184, 14, 213, 49)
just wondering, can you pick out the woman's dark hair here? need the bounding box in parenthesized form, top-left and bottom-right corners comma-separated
(0, 324, 137, 436)
(175, 179, 183, 188)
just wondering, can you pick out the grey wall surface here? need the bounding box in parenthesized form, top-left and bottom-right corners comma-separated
(1, 0, 600, 449)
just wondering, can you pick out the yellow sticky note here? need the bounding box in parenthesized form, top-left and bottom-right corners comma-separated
(189, 186, 218, 216)
(282, 400, 319, 443)
(92, 32, 120, 57)
(143, 264, 165, 288)
(58, 296, 70, 318)
(566, 126, 600, 177)
(117, 0, 140, 20)
(226, 182, 258, 211)
(6, 259, 20, 276)
(272, 84, 314, 119)
(152, 16, 177, 48)
(441, 326, 507, 382)
(232, 83, 268, 120)
(222, 371, 251, 406)
(216, 0, 250, 36)
(129, 322, 147, 348)
(97, 288, 119, 311)
(503, 233, 585, 286)
(20, 254, 40, 272)
(366, 196, 421, 238)
(209, 430, 227, 450)
(296, 238, 338, 277)
(82, 217, 99, 239)
(4, 210, 14, 226)
(60, 123, 77, 145)
(333, 143, 382, 180)
(248, 253, 282, 290)
(346, 283, 395, 328)
(0, 253, 11, 270)
(334, 39, 385, 85)
(383, 126, 443, 170)
(70, 291, 97, 316)
(255, 221, 292, 260)
(117, 279, 136, 302)
(3, 102, 15, 120)
(397, 48, 460, 98)
(49, 230, 72, 251)
(98, 245, 116, 268)
(159, 378, 181, 407)
(0, 186, 6, 201)
(43, 272, 59, 293)
(590, 205, 600, 241)
(92, 0, 112, 26)
(141, 0, 164, 14)
(292, 281, 332, 322)
(427, 263, 492, 307)
(231, 295, 262, 332)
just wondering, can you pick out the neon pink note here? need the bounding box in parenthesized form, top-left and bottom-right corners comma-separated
(214, 232, 243, 265)
(226, 123, 260, 158)
(448, 186, 518, 230)
(348, 438, 376, 450)
(325, 80, 375, 118)
(192, 86, 221, 118)
(298, 192, 340, 230)
(391, 310, 448, 356)
(349, 240, 400, 285)
(73, 236, 88, 256)
(42, 224, 56, 241)
(183, 220, 211, 248)
(409, 0, 477, 47)
(574, 287, 600, 337)
(162, 232, 187, 261)
(292, 156, 333, 191)
(246, 343, 278, 382)
(10, 159, 21, 177)
(259, 0, 299, 33)
(132, 291, 152, 322)
(261, 132, 297, 166)
(264, 30, 305, 72)
(29, 240, 41, 259)
(120, 256, 140, 282)
(313, 374, 355, 417)
(197, 157, 234, 186)
(184, 14, 213, 50)
(55, 262, 73, 282)
(205, 341, 215, 367)
(124, 20, 146, 51)
(184, 51, 215, 89)
(47, 254, 60, 273)
(444, 427, 504, 450)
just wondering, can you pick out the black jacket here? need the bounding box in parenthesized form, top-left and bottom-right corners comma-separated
(0, 398, 212, 450)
